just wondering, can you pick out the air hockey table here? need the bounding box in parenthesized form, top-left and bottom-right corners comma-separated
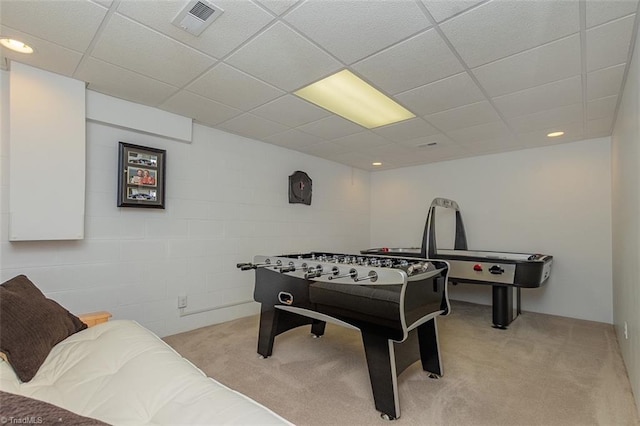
(362, 198, 552, 329)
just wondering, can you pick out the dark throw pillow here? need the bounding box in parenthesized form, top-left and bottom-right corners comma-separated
(0, 275, 87, 382)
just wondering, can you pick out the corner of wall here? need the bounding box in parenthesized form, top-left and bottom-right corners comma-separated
(610, 13, 640, 416)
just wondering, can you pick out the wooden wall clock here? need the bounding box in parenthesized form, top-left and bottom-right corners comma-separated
(289, 171, 312, 205)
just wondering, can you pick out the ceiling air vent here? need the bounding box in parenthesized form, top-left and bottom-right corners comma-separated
(172, 0, 224, 36)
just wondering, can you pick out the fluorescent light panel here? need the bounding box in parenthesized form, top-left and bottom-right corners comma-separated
(294, 70, 415, 129)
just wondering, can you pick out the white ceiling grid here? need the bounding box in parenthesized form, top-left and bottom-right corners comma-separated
(1, 0, 638, 170)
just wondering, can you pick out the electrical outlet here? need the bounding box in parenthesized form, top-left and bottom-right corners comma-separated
(624, 321, 628, 340)
(178, 294, 188, 309)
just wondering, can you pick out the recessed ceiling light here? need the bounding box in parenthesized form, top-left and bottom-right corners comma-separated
(547, 131, 565, 138)
(0, 38, 33, 54)
(372, 162, 383, 166)
(294, 69, 415, 129)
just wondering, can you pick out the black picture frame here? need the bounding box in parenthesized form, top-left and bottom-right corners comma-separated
(117, 142, 166, 209)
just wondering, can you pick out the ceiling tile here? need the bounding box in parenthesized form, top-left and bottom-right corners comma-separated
(587, 95, 618, 120)
(366, 143, 416, 160)
(160, 90, 241, 127)
(586, 14, 636, 72)
(421, 0, 486, 23)
(456, 136, 522, 155)
(396, 72, 485, 116)
(425, 101, 501, 132)
(298, 141, 352, 157)
(91, 14, 216, 87)
(255, 0, 299, 16)
(587, 116, 614, 137)
(586, 0, 639, 28)
(226, 22, 342, 91)
(218, 113, 288, 139)
(368, 162, 403, 171)
(587, 63, 626, 100)
(250, 95, 330, 127)
(370, 145, 451, 168)
(334, 152, 389, 171)
(397, 133, 456, 149)
(517, 120, 584, 148)
(352, 29, 464, 95)
(493, 75, 582, 118)
(283, 0, 431, 64)
(93, 0, 114, 7)
(116, 0, 275, 59)
(372, 118, 440, 142)
(473, 34, 582, 97)
(187, 63, 284, 110)
(77, 57, 179, 106)
(440, 0, 579, 68)
(0, 27, 83, 77)
(0, 0, 108, 51)
(445, 121, 513, 145)
(296, 115, 363, 140)
(331, 131, 390, 151)
(522, 133, 587, 149)
(401, 144, 470, 165)
(506, 103, 583, 134)
(262, 129, 325, 149)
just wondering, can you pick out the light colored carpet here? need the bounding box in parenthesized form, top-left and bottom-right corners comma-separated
(164, 301, 639, 425)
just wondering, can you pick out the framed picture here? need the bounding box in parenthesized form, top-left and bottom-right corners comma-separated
(117, 142, 166, 208)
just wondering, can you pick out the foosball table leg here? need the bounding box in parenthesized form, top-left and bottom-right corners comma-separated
(257, 309, 278, 358)
(361, 332, 400, 420)
(257, 307, 326, 357)
(310, 319, 326, 338)
(417, 318, 443, 377)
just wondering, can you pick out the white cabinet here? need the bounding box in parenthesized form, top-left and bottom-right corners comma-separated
(9, 62, 85, 240)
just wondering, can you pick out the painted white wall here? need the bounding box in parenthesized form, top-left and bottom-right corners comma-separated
(370, 138, 613, 324)
(611, 23, 640, 415)
(0, 76, 370, 337)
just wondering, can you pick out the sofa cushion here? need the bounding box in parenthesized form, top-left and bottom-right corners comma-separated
(0, 275, 87, 382)
(0, 320, 291, 425)
(0, 390, 109, 425)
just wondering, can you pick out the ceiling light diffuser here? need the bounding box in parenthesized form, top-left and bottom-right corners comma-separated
(294, 70, 415, 129)
(372, 162, 383, 166)
(547, 131, 565, 137)
(0, 38, 33, 54)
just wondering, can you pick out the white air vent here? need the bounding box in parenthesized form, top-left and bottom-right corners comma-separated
(172, 0, 224, 36)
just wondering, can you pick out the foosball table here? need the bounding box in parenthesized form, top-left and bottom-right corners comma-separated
(237, 252, 450, 420)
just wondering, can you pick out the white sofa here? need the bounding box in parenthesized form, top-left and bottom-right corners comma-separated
(0, 319, 291, 425)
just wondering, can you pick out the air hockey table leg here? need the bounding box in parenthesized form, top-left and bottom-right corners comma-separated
(492, 286, 520, 329)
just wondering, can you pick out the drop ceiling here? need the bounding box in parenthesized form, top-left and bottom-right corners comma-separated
(1, 0, 638, 171)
